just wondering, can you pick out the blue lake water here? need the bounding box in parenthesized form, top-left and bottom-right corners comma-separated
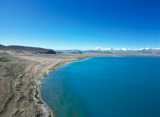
(41, 57, 160, 117)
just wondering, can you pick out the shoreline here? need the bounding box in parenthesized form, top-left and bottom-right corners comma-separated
(34, 54, 160, 117)
(35, 57, 88, 117)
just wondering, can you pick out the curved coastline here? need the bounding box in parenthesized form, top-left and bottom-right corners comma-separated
(39, 84, 55, 117)
(40, 56, 160, 117)
(37, 57, 90, 117)
(36, 54, 160, 117)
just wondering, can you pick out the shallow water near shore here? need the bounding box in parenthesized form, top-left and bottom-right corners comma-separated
(41, 57, 160, 117)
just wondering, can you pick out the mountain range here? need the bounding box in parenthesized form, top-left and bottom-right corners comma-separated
(56, 47, 160, 54)
(0, 44, 160, 55)
(90, 47, 160, 51)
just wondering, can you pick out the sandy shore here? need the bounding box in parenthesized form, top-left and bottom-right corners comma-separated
(33, 60, 81, 117)
(0, 53, 160, 117)
(35, 60, 82, 117)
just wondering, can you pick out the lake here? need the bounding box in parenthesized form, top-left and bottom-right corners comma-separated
(41, 57, 160, 117)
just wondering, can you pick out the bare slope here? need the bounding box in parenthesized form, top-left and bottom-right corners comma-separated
(0, 54, 43, 117)
(0, 44, 56, 54)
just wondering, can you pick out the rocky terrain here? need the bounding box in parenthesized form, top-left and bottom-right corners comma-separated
(0, 54, 43, 117)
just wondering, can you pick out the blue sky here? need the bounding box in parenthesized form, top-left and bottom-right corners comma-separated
(0, 0, 159, 50)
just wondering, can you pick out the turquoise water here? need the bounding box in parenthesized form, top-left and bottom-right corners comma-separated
(41, 57, 160, 117)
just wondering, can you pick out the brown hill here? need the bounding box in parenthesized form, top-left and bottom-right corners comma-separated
(0, 44, 56, 54)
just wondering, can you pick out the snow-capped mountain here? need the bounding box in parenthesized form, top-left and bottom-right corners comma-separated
(90, 47, 159, 51)
(84, 47, 160, 54)
(54, 47, 160, 54)
(91, 47, 113, 51)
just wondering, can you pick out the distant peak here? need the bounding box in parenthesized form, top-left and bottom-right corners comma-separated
(89, 47, 159, 51)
